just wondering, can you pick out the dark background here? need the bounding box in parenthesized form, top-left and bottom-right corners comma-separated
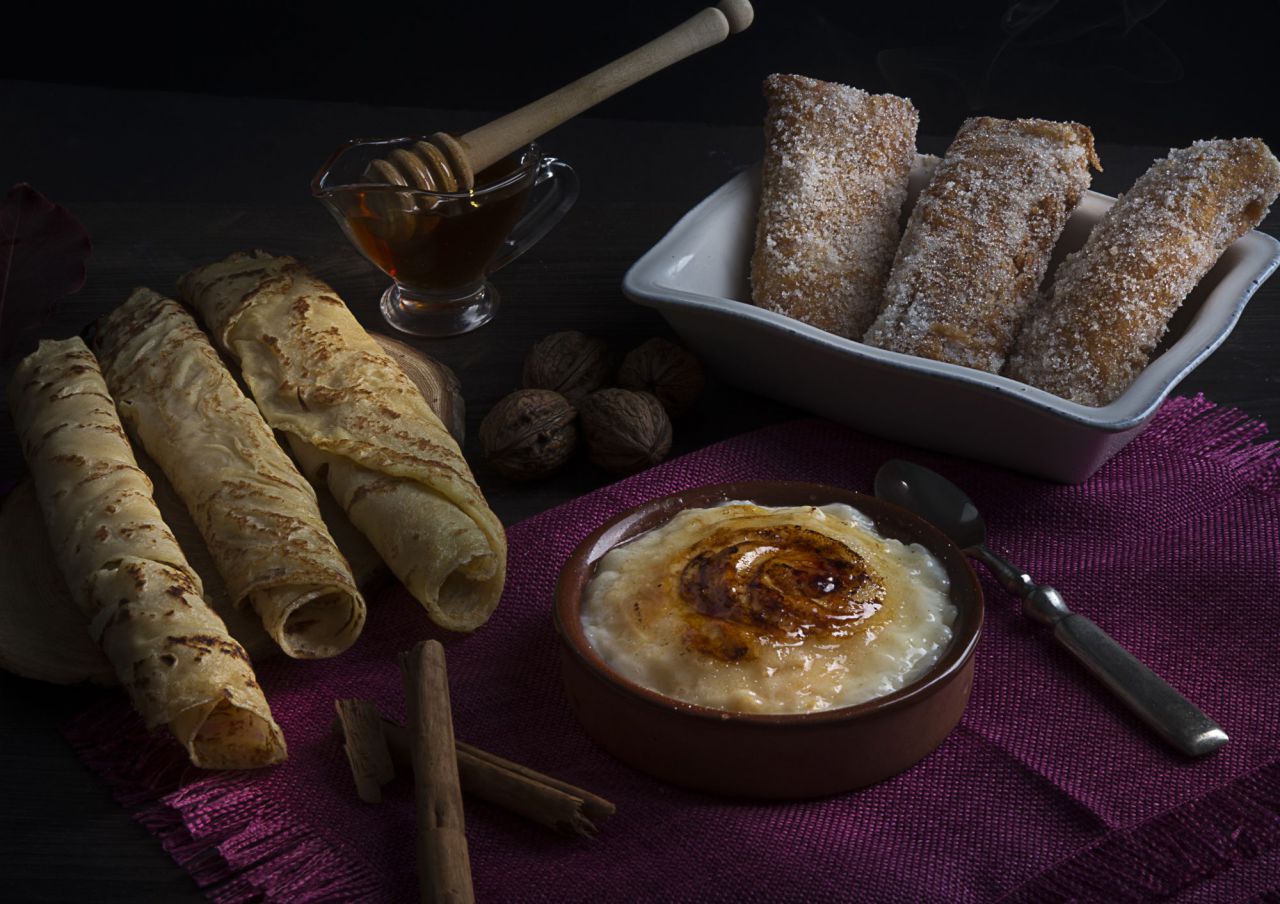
(6, 0, 1277, 149)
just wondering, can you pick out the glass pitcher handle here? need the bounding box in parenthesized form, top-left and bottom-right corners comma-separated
(490, 158, 579, 272)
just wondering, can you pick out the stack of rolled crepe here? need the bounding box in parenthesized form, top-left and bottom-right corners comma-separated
(179, 251, 507, 632)
(8, 338, 286, 769)
(94, 288, 366, 658)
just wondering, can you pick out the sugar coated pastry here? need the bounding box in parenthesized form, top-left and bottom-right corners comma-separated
(751, 74, 919, 338)
(8, 338, 286, 769)
(1006, 138, 1280, 405)
(863, 116, 1099, 373)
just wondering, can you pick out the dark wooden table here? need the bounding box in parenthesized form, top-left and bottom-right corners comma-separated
(2, 80, 1277, 901)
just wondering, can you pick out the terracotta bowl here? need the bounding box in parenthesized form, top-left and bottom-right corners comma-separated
(553, 481, 984, 799)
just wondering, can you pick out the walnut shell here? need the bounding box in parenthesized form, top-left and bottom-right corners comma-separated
(522, 331, 610, 404)
(479, 389, 577, 480)
(617, 337, 704, 417)
(579, 388, 672, 474)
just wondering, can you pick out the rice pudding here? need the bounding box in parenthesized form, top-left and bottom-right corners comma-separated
(580, 502, 956, 714)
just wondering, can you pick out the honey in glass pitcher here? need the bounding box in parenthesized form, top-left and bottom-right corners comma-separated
(336, 155, 533, 295)
(313, 139, 578, 336)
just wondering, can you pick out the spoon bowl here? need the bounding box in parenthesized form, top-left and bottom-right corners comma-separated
(874, 460, 987, 551)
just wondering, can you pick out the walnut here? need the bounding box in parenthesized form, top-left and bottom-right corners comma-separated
(617, 337, 704, 416)
(522, 331, 610, 404)
(579, 388, 672, 474)
(479, 389, 577, 480)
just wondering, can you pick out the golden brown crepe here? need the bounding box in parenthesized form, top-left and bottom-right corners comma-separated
(95, 289, 366, 658)
(180, 251, 507, 631)
(7, 337, 286, 769)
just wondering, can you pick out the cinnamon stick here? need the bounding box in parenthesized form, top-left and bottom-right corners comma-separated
(327, 711, 616, 836)
(335, 698, 395, 803)
(456, 738, 616, 825)
(394, 723, 612, 835)
(399, 640, 474, 904)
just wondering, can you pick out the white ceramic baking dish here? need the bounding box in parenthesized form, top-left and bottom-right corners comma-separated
(622, 164, 1280, 483)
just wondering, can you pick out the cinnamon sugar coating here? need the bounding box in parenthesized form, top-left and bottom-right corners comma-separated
(863, 116, 1099, 373)
(1006, 138, 1280, 406)
(750, 74, 919, 338)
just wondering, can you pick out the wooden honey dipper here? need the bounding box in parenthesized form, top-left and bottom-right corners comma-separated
(365, 0, 754, 192)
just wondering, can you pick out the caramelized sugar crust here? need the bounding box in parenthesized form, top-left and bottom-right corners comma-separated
(677, 525, 885, 661)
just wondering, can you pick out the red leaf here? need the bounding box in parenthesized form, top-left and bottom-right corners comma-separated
(0, 183, 93, 360)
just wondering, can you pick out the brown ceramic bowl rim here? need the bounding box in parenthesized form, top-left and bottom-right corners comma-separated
(553, 480, 984, 728)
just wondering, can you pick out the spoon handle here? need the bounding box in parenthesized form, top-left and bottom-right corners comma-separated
(972, 547, 1228, 757)
(1051, 610, 1229, 757)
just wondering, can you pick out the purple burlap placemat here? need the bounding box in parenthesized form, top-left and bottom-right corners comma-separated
(66, 395, 1280, 903)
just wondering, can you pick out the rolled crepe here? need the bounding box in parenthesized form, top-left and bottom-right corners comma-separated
(8, 338, 285, 768)
(180, 251, 507, 632)
(95, 289, 366, 658)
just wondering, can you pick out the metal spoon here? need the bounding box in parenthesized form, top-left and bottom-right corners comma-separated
(874, 459, 1228, 757)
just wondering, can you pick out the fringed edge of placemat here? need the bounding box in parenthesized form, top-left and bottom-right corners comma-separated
(1146, 395, 1280, 493)
(1002, 757, 1280, 902)
(63, 703, 383, 904)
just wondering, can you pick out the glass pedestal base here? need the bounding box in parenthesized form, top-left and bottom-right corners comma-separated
(379, 282, 500, 337)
